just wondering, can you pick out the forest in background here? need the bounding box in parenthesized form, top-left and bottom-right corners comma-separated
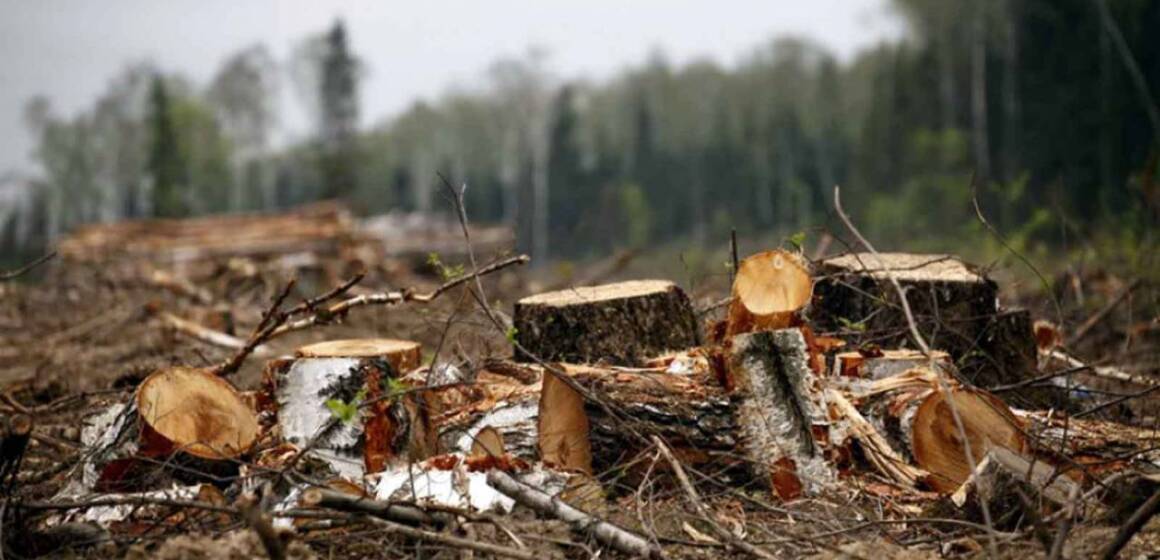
(2, 0, 1157, 269)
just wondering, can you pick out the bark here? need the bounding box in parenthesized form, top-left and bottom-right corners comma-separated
(813, 253, 1001, 365)
(728, 329, 833, 499)
(437, 370, 542, 462)
(260, 339, 436, 479)
(539, 364, 739, 482)
(514, 280, 699, 365)
(833, 349, 952, 380)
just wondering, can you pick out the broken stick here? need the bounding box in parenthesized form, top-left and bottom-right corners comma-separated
(485, 469, 663, 559)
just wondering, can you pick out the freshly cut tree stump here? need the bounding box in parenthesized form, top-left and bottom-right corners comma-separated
(513, 280, 699, 366)
(726, 250, 813, 337)
(83, 367, 259, 491)
(850, 369, 1028, 493)
(137, 367, 259, 459)
(728, 329, 833, 499)
(261, 339, 436, 479)
(539, 364, 739, 481)
(813, 253, 998, 357)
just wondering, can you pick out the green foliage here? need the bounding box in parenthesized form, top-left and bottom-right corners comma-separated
(325, 387, 366, 424)
(617, 182, 652, 248)
(786, 231, 807, 251)
(837, 317, 867, 332)
(505, 326, 519, 345)
(426, 252, 465, 281)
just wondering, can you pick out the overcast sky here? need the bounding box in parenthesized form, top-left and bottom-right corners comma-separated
(0, 0, 903, 176)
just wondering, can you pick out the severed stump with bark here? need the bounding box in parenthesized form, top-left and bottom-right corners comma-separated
(513, 280, 699, 366)
(84, 366, 260, 491)
(259, 339, 437, 478)
(727, 328, 834, 499)
(813, 253, 996, 352)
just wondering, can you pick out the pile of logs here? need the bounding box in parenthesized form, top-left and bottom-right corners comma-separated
(23, 247, 1159, 558)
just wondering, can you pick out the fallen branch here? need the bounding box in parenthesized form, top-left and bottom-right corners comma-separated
(268, 254, 529, 340)
(485, 469, 663, 559)
(159, 312, 266, 353)
(0, 251, 56, 281)
(301, 487, 445, 528)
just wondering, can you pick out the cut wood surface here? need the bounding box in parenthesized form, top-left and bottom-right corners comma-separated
(262, 339, 435, 478)
(136, 366, 259, 460)
(851, 368, 1028, 493)
(514, 279, 699, 366)
(726, 250, 812, 336)
(728, 328, 833, 499)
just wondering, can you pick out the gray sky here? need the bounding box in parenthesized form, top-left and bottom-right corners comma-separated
(0, 0, 902, 176)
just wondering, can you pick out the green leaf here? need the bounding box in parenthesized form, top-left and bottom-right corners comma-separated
(325, 398, 359, 424)
(787, 231, 807, 250)
(505, 326, 519, 345)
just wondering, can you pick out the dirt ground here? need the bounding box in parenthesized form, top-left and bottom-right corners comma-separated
(1, 245, 1158, 559)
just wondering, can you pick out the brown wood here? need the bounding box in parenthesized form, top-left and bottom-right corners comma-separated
(726, 250, 813, 337)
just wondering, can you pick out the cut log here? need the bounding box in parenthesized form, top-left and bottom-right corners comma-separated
(728, 328, 834, 499)
(260, 339, 436, 479)
(513, 279, 699, 365)
(852, 369, 1028, 493)
(813, 253, 997, 355)
(538, 364, 739, 483)
(726, 250, 813, 336)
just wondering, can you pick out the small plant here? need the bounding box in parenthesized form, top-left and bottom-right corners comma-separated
(427, 252, 466, 281)
(786, 231, 807, 251)
(505, 326, 519, 345)
(325, 387, 367, 424)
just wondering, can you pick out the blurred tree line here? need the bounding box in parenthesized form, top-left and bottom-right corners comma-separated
(4, 1, 1157, 262)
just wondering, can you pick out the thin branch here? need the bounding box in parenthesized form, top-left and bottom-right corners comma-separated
(0, 251, 56, 281)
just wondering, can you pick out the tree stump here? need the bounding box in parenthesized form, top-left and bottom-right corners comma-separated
(261, 338, 436, 478)
(726, 250, 813, 337)
(513, 280, 699, 366)
(728, 328, 834, 499)
(84, 366, 259, 491)
(813, 253, 998, 357)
